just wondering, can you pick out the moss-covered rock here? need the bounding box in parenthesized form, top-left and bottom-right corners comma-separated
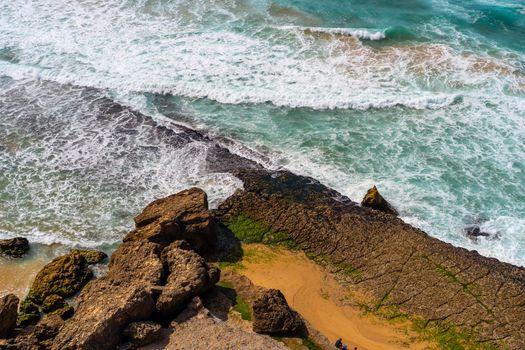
(70, 249, 108, 264)
(41, 294, 66, 313)
(28, 251, 93, 303)
(17, 298, 40, 327)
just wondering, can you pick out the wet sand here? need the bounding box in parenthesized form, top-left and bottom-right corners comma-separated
(0, 244, 67, 299)
(238, 244, 430, 350)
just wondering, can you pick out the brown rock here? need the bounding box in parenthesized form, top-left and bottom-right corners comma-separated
(125, 188, 215, 251)
(51, 240, 164, 350)
(107, 240, 163, 286)
(0, 237, 29, 258)
(252, 289, 304, 334)
(52, 281, 154, 350)
(360, 185, 398, 216)
(0, 294, 19, 338)
(122, 321, 162, 347)
(155, 242, 220, 319)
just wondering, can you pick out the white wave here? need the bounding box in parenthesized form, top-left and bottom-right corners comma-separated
(1, 0, 511, 111)
(278, 25, 386, 40)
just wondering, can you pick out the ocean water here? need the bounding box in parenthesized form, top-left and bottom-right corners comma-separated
(0, 0, 524, 264)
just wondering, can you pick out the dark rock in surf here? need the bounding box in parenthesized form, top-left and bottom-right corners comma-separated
(360, 185, 398, 216)
(0, 294, 19, 338)
(252, 289, 304, 335)
(464, 225, 491, 240)
(0, 237, 29, 258)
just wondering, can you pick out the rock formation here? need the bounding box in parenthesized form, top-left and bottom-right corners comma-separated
(51, 188, 221, 350)
(252, 289, 305, 335)
(215, 169, 525, 349)
(0, 237, 29, 258)
(17, 250, 99, 326)
(360, 185, 398, 216)
(0, 294, 19, 339)
(125, 188, 215, 252)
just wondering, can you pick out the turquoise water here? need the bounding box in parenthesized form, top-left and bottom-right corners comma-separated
(0, 0, 524, 264)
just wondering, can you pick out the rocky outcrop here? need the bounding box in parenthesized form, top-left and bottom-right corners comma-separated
(52, 282, 155, 350)
(125, 188, 215, 252)
(50, 241, 162, 350)
(360, 185, 398, 216)
(0, 237, 29, 258)
(252, 289, 305, 335)
(0, 294, 19, 338)
(51, 188, 221, 350)
(215, 169, 525, 349)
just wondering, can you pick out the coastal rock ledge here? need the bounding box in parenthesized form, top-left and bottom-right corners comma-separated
(215, 169, 525, 350)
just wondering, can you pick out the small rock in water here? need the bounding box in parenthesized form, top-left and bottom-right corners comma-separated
(464, 225, 492, 241)
(252, 289, 305, 335)
(0, 237, 30, 258)
(361, 186, 398, 216)
(0, 294, 19, 338)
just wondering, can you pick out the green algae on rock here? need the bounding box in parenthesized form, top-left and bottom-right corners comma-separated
(27, 251, 92, 303)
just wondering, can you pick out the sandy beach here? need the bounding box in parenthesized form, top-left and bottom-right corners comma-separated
(238, 244, 429, 350)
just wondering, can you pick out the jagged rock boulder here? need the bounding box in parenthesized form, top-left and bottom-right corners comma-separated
(27, 251, 93, 303)
(0, 237, 29, 258)
(122, 321, 162, 348)
(52, 282, 155, 350)
(155, 242, 220, 319)
(51, 241, 163, 350)
(252, 289, 304, 335)
(0, 294, 19, 338)
(361, 186, 398, 216)
(71, 249, 107, 265)
(125, 188, 215, 251)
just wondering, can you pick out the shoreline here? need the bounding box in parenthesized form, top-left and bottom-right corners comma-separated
(1, 92, 524, 349)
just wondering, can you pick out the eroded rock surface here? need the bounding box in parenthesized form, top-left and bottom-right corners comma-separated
(252, 289, 305, 335)
(0, 294, 19, 338)
(215, 169, 525, 349)
(156, 242, 219, 319)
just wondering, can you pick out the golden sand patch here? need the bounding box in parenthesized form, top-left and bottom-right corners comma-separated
(237, 244, 430, 350)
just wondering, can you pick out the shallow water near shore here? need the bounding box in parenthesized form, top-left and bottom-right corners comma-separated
(0, 0, 524, 267)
